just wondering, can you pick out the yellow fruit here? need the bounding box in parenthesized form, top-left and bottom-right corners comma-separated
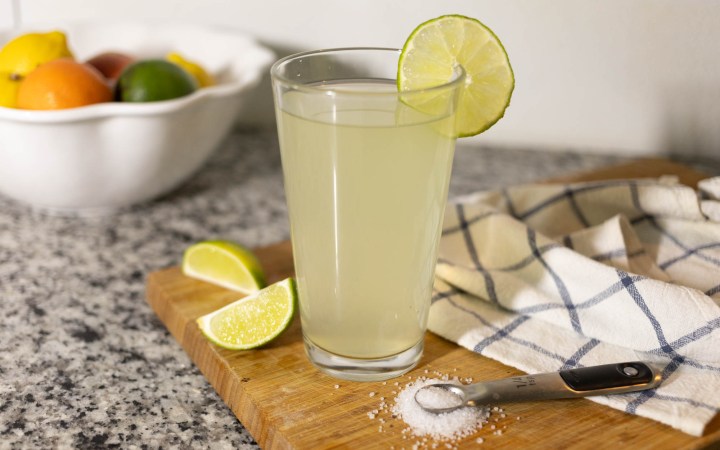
(0, 31, 74, 78)
(166, 52, 215, 87)
(0, 73, 21, 108)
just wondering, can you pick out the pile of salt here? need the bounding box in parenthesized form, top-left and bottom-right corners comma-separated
(391, 378, 489, 442)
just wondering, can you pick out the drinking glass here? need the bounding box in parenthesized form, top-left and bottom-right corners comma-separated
(271, 48, 464, 381)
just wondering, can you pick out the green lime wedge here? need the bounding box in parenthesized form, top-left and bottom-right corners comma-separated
(196, 278, 296, 350)
(182, 240, 266, 294)
(397, 14, 515, 137)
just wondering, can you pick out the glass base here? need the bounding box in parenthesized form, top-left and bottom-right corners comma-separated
(304, 337, 423, 382)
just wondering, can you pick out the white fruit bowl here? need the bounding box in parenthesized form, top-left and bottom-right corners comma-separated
(0, 22, 274, 214)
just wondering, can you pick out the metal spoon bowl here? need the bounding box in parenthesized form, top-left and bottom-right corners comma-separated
(413, 384, 470, 414)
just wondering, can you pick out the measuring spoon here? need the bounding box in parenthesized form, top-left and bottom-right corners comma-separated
(414, 361, 661, 414)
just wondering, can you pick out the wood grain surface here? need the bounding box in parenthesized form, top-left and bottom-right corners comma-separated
(146, 158, 719, 449)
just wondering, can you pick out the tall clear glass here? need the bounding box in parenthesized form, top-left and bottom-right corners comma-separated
(271, 48, 464, 381)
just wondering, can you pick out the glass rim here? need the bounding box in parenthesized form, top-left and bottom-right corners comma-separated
(270, 47, 465, 96)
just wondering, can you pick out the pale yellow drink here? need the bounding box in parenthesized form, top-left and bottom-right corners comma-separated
(278, 81, 456, 359)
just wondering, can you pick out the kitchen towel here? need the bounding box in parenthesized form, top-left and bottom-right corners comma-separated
(429, 176, 720, 436)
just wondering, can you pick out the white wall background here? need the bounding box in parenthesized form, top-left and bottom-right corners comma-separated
(2, 0, 720, 158)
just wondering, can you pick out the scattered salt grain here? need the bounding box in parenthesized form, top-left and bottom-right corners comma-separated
(333, 384, 340, 389)
(391, 377, 489, 442)
(369, 392, 376, 397)
(476, 437, 484, 444)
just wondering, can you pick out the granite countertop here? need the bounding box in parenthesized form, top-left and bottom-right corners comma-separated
(1, 128, 712, 449)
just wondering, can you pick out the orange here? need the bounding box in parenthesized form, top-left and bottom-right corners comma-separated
(17, 58, 112, 110)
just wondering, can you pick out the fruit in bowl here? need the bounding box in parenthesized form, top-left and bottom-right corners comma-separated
(85, 51, 134, 81)
(0, 30, 73, 76)
(17, 58, 113, 110)
(0, 22, 274, 214)
(0, 30, 222, 110)
(0, 30, 74, 108)
(115, 59, 197, 102)
(0, 76, 21, 108)
(166, 52, 215, 87)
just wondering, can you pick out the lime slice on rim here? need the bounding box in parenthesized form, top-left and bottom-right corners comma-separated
(197, 278, 296, 350)
(398, 14, 515, 137)
(182, 240, 266, 294)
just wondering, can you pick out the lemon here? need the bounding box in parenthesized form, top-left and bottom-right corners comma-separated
(397, 15, 514, 137)
(166, 52, 215, 87)
(0, 31, 74, 78)
(0, 73, 21, 108)
(116, 59, 198, 102)
(182, 240, 266, 294)
(196, 278, 296, 350)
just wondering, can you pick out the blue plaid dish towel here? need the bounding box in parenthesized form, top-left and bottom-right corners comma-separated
(429, 176, 720, 436)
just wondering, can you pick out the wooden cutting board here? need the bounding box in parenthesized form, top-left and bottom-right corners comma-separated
(146, 158, 719, 449)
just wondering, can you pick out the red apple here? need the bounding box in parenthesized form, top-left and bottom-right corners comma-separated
(86, 52, 135, 81)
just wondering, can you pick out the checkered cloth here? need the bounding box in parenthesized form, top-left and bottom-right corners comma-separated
(429, 176, 720, 436)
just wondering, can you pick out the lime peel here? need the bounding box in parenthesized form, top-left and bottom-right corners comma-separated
(397, 14, 515, 137)
(196, 278, 297, 350)
(182, 240, 266, 295)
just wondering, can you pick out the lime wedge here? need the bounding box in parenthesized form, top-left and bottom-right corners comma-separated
(196, 278, 296, 350)
(182, 240, 266, 294)
(398, 14, 515, 137)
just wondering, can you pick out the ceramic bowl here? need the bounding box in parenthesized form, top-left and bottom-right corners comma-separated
(0, 22, 274, 214)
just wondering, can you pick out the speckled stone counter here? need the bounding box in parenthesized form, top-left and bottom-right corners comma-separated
(1, 128, 713, 449)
